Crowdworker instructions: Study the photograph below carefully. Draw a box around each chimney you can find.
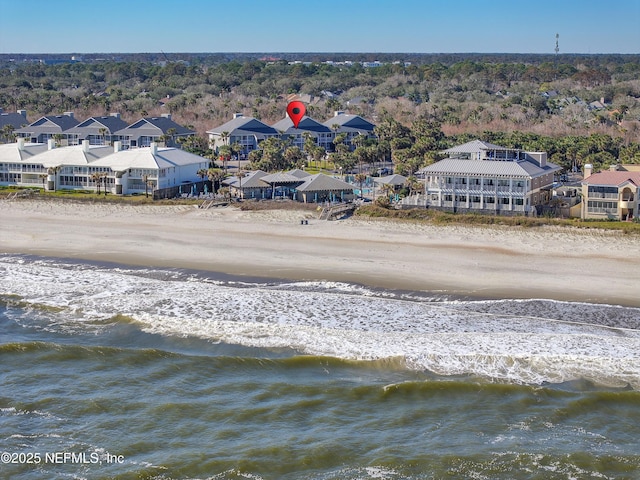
[584,164,593,179]
[113,141,122,152]
[17,137,25,150]
[233,113,243,119]
[151,142,158,155]
[161,113,171,120]
[83,140,90,152]
[48,139,55,150]
[17,109,27,119]
[110,112,120,119]
[609,164,620,171]
[63,111,74,119]
[334,111,345,117]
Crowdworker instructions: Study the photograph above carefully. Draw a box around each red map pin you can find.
[286,101,306,128]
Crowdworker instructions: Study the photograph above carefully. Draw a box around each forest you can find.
[1,53,639,174]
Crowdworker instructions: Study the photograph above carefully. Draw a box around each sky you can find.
[0,0,638,54]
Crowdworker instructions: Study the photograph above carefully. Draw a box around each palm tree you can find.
[236,170,246,199]
[52,133,64,147]
[405,176,422,196]
[98,127,108,145]
[231,141,243,171]
[90,172,102,194]
[218,145,232,172]
[219,130,230,154]
[354,173,367,199]
[207,167,225,193]
[1,124,16,143]
[142,174,151,198]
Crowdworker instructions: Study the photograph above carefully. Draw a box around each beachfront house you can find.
[207,114,279,158]
[114,114,195,149]
[14,112,79,145]
[581,166,640,221]
[418,140,561,215]
[65,113,129,146]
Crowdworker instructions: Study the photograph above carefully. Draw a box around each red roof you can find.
[583,171,640,187]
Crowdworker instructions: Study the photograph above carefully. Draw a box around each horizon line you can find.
[1,51,639,56]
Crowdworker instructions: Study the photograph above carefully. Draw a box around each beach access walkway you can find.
[319,202,357,220]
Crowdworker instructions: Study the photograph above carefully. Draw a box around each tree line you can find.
[1,55,639,174]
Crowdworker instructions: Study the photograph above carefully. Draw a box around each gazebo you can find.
[260,171,309,199]
[294,174,355,203]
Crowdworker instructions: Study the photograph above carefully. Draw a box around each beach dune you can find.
[1,199,639,307]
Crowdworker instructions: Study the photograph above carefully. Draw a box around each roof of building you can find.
[66,115,129,135]
[0,141,48,162]
[442,139,511,155]
[114,116,194,137]
[287,168,311,179]
[34,144,115,168]
[322,113,375,134]
[0,111,28,130]
[15,114,79,134]
[419,157,560,178]
[374,174,408,186]
[271,115,333,134]
[295,173,355,192]
[582,171,640,187]
[224,170,269,189]
[206,115,278,137]
[260,172,304,184]
[89,145,206,171]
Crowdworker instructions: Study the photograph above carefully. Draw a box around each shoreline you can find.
[2,199,640,307]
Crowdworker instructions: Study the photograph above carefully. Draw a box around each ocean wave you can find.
[2,255,639,388]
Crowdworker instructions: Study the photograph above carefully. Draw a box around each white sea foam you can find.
[2,256,640,388]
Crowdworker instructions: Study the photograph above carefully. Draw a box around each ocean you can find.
[1,254,639,480]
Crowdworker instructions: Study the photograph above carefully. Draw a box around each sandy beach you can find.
[1,198,639,307]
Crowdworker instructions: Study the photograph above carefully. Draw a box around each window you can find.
[515,198,524,206]
[587,201,618,214]
[588,186,617,199]
[501,197,510,205]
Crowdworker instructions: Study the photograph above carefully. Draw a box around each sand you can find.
[1,198,639,307]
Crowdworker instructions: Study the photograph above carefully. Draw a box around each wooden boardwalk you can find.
[199,199,229,209]
[318,202,357,220]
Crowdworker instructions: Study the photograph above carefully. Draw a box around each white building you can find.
[0,140,209,197]
[418,140,561,215]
